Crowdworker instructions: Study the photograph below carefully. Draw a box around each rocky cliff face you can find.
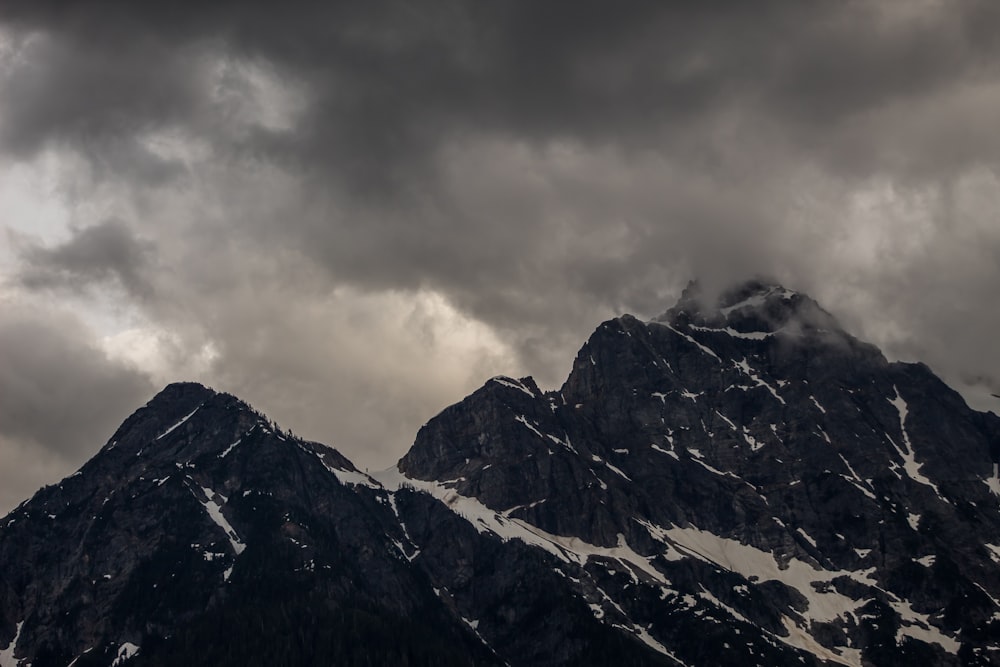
[0,383,495,667]
[399,280,1000,666]
[3,281,1000,666]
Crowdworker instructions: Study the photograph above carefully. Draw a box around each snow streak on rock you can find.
[0,621,22,667]
[888,387,943,497]
[192,485,244,580]
[156,406,201,440]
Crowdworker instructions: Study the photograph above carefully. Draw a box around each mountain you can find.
[3,280,1000,666]
[0,383,496,667]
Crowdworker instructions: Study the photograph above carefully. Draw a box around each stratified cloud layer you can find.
[1,1,999,513]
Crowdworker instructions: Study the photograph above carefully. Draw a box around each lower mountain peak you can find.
[98,382,296,467]
[147,381,217,405]
[1,384,485,667]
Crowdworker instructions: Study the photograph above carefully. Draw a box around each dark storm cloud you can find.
[4,1,997,314]
[4,1,999,184]
[3,0,999,342]
[0,20,208,184]
[0,302,155,457]
[17,219,156,299]
[0,300,157,511]
[2,1,1000,512]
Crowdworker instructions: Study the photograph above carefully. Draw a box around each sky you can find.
[2,1,1000,514]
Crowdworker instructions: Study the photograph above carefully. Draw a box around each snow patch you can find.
[690,324,773,340]
[796,528,818,549]
[375,464,957,664]
[715,410,738,432]
[781,617,859,667]
[632,625,688,665]
[385,493,420,561]
[0,621,22,667]
[836,453,876,501]
[604,461,632,481]
[192,485,245,580]
[651,443,679,460]
[888,387,943,498]
[733,358,785,404]
[544,431,578,454]
[67,647,95,667]
[218,438,241,458]
[640,521,894,666]
[889,600,960,653]
[654,524,877,623]
[654,323,720,360]
[376,468,670,586]
[985,463,1000,496]
[515,415,548,444]
[306,446,381,489]
[112,642,140,665]
[489,376,535,398]
[699,586,751,625]
[156,406,200,440]
[742,427,764,451]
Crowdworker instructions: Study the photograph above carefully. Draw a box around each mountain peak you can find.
[655,278,841,337]
[148,381,217,404]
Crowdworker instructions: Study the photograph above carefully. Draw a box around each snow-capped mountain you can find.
[3,280,1000,666]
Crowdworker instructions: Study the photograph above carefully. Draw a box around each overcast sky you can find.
[2,1,1000,513]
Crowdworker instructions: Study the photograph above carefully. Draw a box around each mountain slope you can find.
[3,280,1000,666]
[0,383,496,667]
[399,280,1000,665]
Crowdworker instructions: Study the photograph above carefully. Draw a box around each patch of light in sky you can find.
[839,180,937,268]
[325,286,513,373]
[0,156,73,266]
[0,27,73,237]
[138,129,212,167]
[100,326,219,381]
[948,167,1000,237]
[210,57,307,132]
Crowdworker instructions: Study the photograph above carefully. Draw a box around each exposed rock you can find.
[4,281,1000,666]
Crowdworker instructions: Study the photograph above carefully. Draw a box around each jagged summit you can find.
[655,278,842,337]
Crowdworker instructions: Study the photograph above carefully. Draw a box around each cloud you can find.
[1,1,999,511]
[2,2,996,183]
[204,287,518,470]
[0,297,156,510]
[16,219,156,299]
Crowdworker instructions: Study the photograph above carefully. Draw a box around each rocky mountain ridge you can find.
[3,280,1000,666]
